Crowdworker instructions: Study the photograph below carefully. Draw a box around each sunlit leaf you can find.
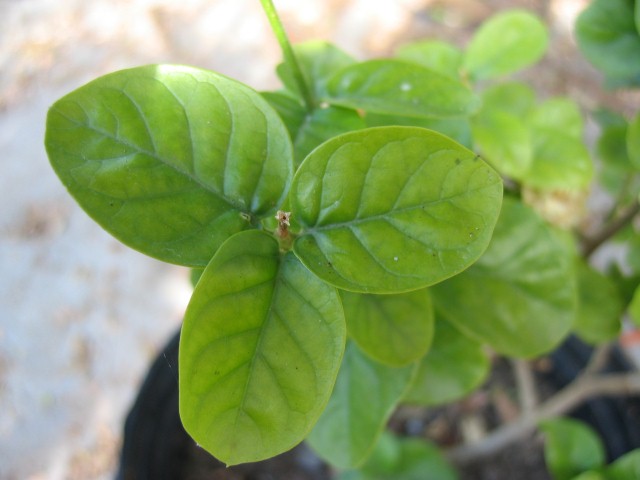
[307,342,416,468]
[45,65,293,266]
[528,98,584,140]
[480,82,536,117]
[395,40,463,79]
[291,126,503,293]
[365,112,472,147]
[342,288,434,366]
[403,317,489,406]
[324,60,480,118]
[432,198,577,358]
[179,230,345,465]
[540,418,606,480]
[462,10,548,80]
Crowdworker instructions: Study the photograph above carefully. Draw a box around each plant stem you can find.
[582,199,640,258]
[446,372,640,464]
[512,359,538,415]
[259,0,315,111]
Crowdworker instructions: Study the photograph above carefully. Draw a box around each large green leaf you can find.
[45,65,293,266]
[179,230,345,465]
[432,198,577,358]
[574,261,623,344]
[576,0,640,86]
[324,60,480,118]
[337,432,458,480]
[462,10,548,81]
[403,317,489,406]
[290,126,503,293]
[540,418,606,480]
[307,342,416,468]
[395,40,463,79]
[365,112,472,147]
[341,288,434,367]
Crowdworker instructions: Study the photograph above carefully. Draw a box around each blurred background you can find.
[1,0,638,478]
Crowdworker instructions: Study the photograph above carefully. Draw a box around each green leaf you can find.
[607,449,640,480]
[528,98,584,140]
[179,230,345,465]
[291,126,504,293]
[574,261,623,344]
[261,90,307,138]
[403,316,489,406]
[365,112,472,147]
[596,121,634,194]
[45,65,293,266]
[480,82,536,117]
[576,0,640,86]
[337,432,458,480]
[395,40,463,79]
[462,10,548,81]
[628,113,640,169]
[630,285,640,327]
[432,198,577,358]
[324,59,480,118]
[342,288,434,367]
[277,40,356,99]
[307,342,416,469]
[637,0,640,35]
[540,418,606,480]
[569,471,607,480]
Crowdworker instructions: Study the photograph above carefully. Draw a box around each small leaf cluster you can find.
[43,3,640,478]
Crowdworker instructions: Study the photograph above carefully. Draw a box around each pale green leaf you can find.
[574,261,623,344]
[607,449,640,480]
[291,126,503,293]
[432,198,577,358]
[307,342,416,468]
[45,65,293,266]
[528,98,584,140]
[342,288,434,367]
[540,418,606,480]
[570,472,606,480]
[462,10,548,81]
[395,40,463,79]
[480,82,536,117]
[630,285,640,327]
[403,317,489,406]
[576,0,640,87]
[324,59,480,118]
[365,112,472,147]
[628,113,640,169]
[179,230,345,465]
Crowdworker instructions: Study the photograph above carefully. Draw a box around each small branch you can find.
[447,372,640,465]
[259,0,315,111]
[583,343,613,376]
[512,359,538,415]
[582,199,640,258]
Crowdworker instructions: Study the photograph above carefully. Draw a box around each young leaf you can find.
[395,40,463,79]
[462,10,548,81]
[179,230,345,465]
[324,60,480,118]
[290,126,504,294]
[574,261,623,344]
[341,288,434,367]
[45,65,293,266]
[432,198,577,358]
[337,432,459,480]
[540,418,606,480]
[606,449,640,480]
[307,342,416,469]
[403,317,489,406]
[576,0,640,86]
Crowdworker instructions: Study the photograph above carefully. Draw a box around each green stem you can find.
[260,0,315,111]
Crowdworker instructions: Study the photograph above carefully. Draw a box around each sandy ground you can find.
[1,0,638,479]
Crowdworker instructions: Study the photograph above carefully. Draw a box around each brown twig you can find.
[447,372,640,464]
[582,200,640,258]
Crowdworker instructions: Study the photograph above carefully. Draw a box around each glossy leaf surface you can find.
[462,10,548,80]
[432,198,576,358]
[46,65,293,266]
[403,317,489,406]
[307,342,416,468]
[541,418,605,480]
[574,261,623,344]
[324,60,480,118]
[341,288,434,366]
[291,127,503,293]
[179,230,345,465]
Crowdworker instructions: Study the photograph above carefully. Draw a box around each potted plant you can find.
[44,0,640,478]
